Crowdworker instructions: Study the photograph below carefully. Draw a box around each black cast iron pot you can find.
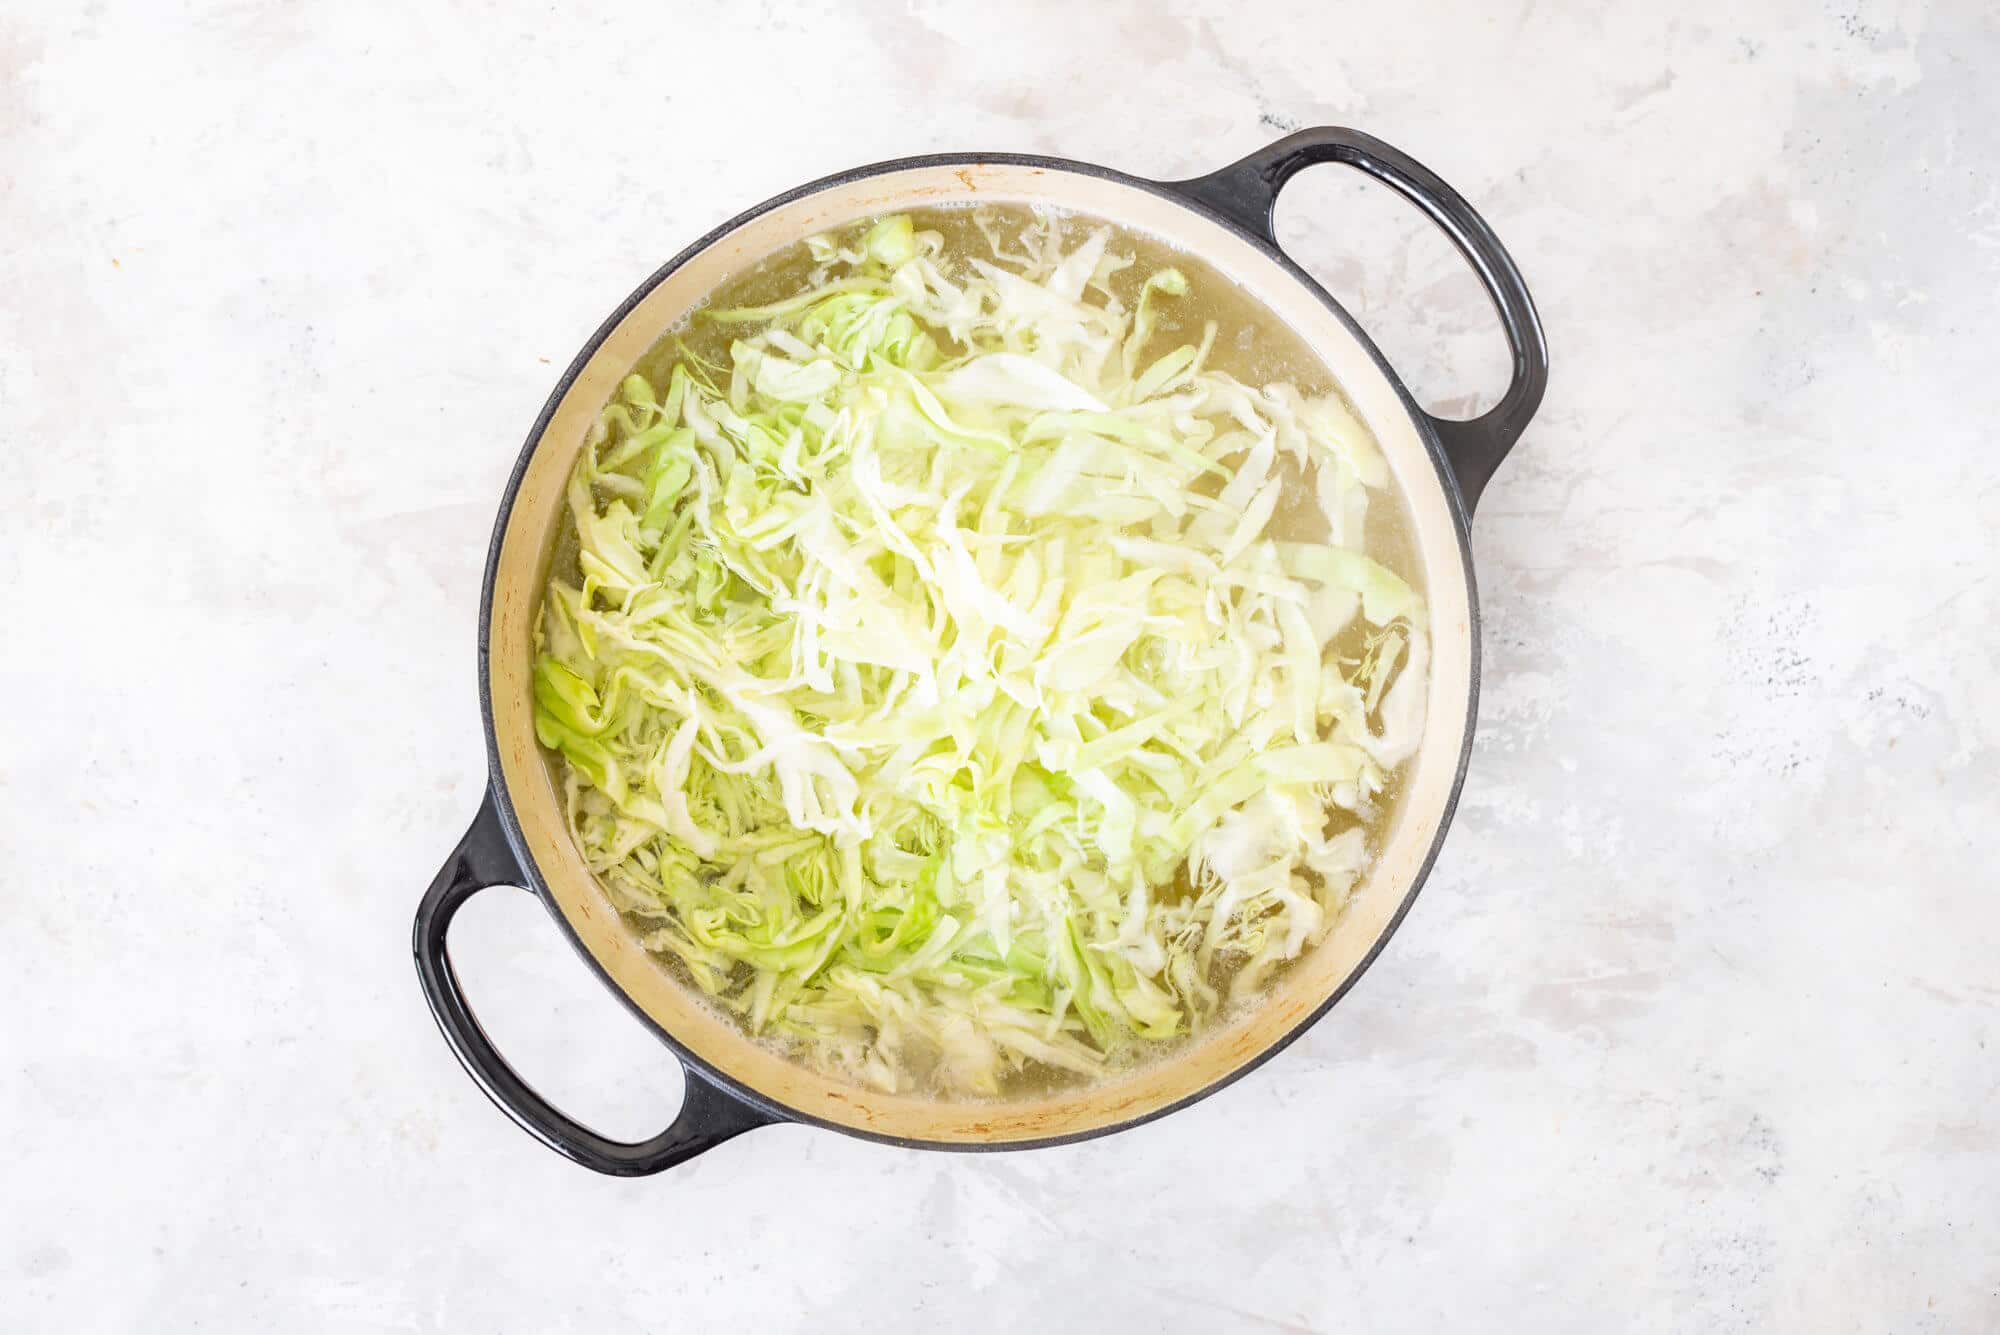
[415,127,1548,1175]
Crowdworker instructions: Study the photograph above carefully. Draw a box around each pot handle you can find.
[1166,127,1549,514]
[413,789,776,1176]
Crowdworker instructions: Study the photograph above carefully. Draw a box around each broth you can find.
[538,205,1426,1098]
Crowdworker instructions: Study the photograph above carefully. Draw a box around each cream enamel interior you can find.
[486,163,1475,1143]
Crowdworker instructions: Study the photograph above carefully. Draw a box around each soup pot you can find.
[414,127,1548,1175]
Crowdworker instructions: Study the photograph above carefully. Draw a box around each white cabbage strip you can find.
[534,212,1427,1095]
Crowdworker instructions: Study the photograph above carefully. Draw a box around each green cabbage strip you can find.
[535,211,1428,1096]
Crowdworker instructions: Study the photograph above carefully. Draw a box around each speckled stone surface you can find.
[5,1,1996,1329]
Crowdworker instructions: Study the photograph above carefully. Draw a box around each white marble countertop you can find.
[6,1,1996,1329]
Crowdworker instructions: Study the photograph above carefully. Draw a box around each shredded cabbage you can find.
[534,210,1428,1095]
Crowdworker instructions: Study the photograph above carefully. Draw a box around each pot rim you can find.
[474,147,1483,1152]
